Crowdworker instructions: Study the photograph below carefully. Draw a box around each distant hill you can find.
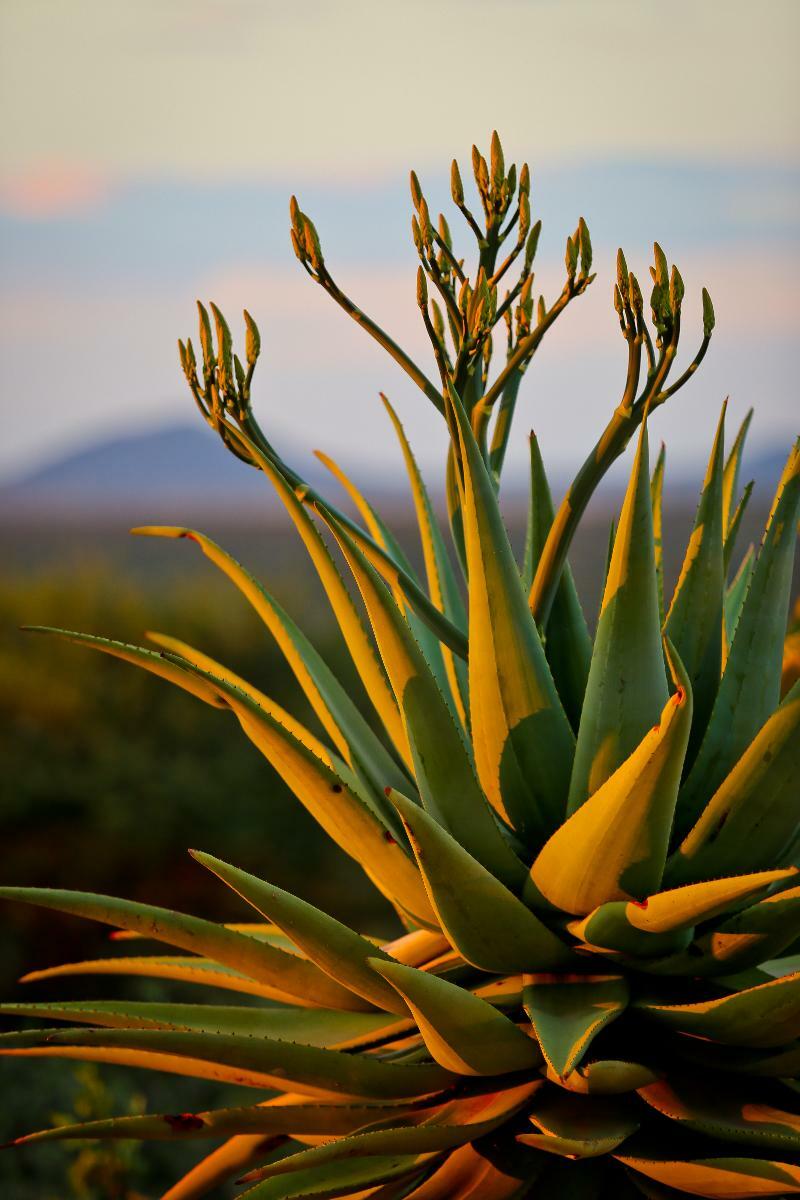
[1,421,792,521]
[1,423,376,518]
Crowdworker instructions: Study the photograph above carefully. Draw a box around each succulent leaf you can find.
[568,414,668,813]
[524,431,592,729]
[529,642,692,914]
[664,402,726,747]
[370,959,541,1076]
[317,507,527,890]
[447,383,575,847]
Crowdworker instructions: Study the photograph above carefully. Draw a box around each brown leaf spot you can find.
[164,1113,205,1131]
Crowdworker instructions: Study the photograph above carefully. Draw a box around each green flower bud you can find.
[451,159,464,206]
[490,130,505,188]
[243,310,261,367]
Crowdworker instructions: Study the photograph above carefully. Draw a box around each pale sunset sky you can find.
[0,0,798,487]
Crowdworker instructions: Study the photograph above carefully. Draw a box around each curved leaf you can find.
[677,440,800,834]
[668,680,800,883]
[0,886,362,1010]
[529,642,692,913]
[568,414,668,812]
[638,1077,800,1151]
[637,971,800,1047]
[0,999,407,1049]
[190,851,408,1015]
[381,393,469,731]
[0,1026,456,1099]
[618,1155,800,1198]
[369,958,541,1076]
[522,974,629,1078]
[522,430,592,731]
[316,507,526,889]
[663,401,725,748]
[131,526,410,798]
[518,1092,638,1158]
[448,384,575,846]
[389,789,575,973]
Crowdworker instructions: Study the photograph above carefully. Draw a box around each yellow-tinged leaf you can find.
[131,527,410,798]
[205,433,411,769]
[316,510,526,890]
[145,630,335,767]
[669,680,800,883]
[624,868,796,934]
[528,641,692,914]
[381,393,469,730]
[568,413,668,812]
[617,1155,800,1198]
[637,971,800,1047]
[369,958,541,1076]
[522,973,629,1077]
[448,383,575,846]
[390,789,575,973]
[190,851,409,1015]
[518,1091,639,1158]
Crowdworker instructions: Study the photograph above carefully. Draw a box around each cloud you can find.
[0,164,112,220]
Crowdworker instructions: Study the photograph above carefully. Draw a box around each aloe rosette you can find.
[3,135,800,1199]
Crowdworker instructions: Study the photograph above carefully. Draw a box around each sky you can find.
[1,0,798,491]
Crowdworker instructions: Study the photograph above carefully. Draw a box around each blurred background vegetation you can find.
[0,492,795,1196]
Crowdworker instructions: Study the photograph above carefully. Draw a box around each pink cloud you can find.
[0,163,111,219]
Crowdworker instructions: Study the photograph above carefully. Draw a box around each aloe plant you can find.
[3,134,800,1200]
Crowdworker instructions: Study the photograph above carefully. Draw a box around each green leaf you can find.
[16,956,309,1001]
[723,406,754,536]
[528,641,692,914]
[637,1077,800,1151]
[382,393,469,732]
[0,887,363,1010]
[522,974,628,1078]
[723,545,754,665]
[546,1059,658,1096]
[650,441,666,626]
[9,1097,423,1147]
[677,440,800,833]
[567,904,693,959]
[682,884,800,976]
[0,1000,406,1048]
[369,959,541,1076]
[568,413,668,813]
[315,506,526,890]
[196,440,412,768]
[618,1155,800,1198]
[524,431,592,730]
[663,401,726,748]
[636,970,800,1047]
[518,1092,639,1158]
[130,526,410,800]
[668,680,800,882]
[22,631,433,927]
[446,383,575,847]
[240,1082,539,1187]
[312,448,469,667]
[616,867,794,935]
[144,631,337,769]
[239,1154,435,1200]
[0,1026,456,1099]
[190,851,408,1015]
[389,789,576,973]
[724,481,754,577]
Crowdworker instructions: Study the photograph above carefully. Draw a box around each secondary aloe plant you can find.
[3,134,800,1200]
